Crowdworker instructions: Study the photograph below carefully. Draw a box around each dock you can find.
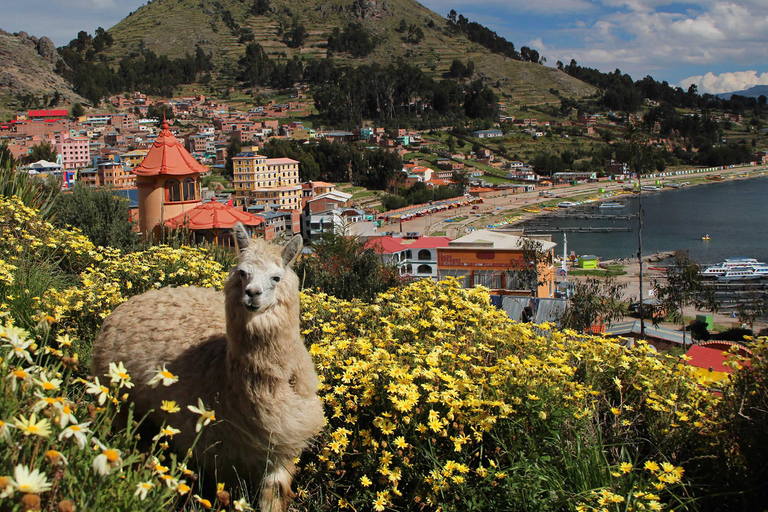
[523,226,633,234]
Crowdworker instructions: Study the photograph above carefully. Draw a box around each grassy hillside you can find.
[105,0,594,105]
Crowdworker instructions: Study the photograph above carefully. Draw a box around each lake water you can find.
[528,176,768,265]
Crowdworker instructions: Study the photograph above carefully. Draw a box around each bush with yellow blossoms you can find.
[295,280,727,511]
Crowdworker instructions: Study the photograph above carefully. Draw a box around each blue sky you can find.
[1,0,766,94]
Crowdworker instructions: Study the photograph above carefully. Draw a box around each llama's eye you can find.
[239,269,247,279]
[272,276,281,283]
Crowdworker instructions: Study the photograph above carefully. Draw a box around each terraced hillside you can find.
[105,0,594,105]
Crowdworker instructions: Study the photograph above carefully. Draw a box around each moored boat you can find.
[599,202,625,209]
[558,201,577,208]
[702,258,768,280]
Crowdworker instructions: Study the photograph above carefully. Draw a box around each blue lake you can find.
[529,176,768,265]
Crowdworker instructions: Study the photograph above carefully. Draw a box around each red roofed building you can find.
[134,120,208,237]
[164,200,272,246]
[367,235,453,280]
[28,109,68,119]
[687,341,753,387]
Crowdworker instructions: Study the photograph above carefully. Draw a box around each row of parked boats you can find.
[701,258,768,281]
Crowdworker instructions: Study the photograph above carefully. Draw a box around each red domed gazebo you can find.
[164,200,269,247]
[134,120,208,238]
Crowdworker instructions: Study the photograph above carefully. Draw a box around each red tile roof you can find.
[367,236,453,254]
[164,201,265,230]
[686,344,751,375]
[28,109,68,118]
[133,121,208,177]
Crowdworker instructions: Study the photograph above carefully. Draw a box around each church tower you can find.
[133,120,207,238]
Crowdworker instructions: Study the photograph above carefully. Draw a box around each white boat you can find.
[599,202,625,209]
[719,268,767,281]
[641,185,660,191]
[558,201,577,208]
[703,258,768,280]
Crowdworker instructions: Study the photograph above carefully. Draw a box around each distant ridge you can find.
[716,84,768,100]
[103,0,595,105]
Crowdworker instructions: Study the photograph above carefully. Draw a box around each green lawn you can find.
[569,264,627,277]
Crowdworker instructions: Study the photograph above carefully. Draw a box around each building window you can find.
[475,270,503,289]
[182,178,196,201]
[165,179,181,203]
[418,249,431,261]
[417,264,432,274]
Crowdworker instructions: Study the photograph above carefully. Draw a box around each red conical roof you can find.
[133,121,208,176]
[164,201,265,230]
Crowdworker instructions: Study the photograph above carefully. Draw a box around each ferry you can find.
[599,202,625,209]
[701,258,768,280]
[558,201,578,208]
[719,266,768,281]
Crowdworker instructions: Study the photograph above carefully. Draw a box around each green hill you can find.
[105,0,594,105]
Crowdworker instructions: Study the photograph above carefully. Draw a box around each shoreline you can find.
[396,164,768,239]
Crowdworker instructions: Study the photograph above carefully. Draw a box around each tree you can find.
[296,231,404,301]
[26,141,58,163]
[53,183,139,251]
[224,137,242,181]
[283,20,307,48]
[736,292,767,332]
[446,135,457,152]
[147,103,174,121]
[653,250,713,349]
[251,0,270,15]
[504,238,554,297]
[559,278,627,333]
[70,102,85,118]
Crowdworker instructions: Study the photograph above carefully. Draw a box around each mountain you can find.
[104,0,594,105]
[716,84,768,100]
[0,29,85,118]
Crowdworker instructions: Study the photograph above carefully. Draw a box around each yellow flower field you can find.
[0,195,764,511]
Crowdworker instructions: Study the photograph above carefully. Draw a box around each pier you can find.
[523,226,633,234]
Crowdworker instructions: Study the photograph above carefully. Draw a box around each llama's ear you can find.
[282,234,303,268]
[233,222,251,253]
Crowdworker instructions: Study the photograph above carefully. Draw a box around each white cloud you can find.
[549,1,768,79]
[528,38,547,51]
[678,71,768,94]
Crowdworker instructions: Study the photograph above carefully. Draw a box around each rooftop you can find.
[133,121,208,177]
[164,200,264,230]
[448,230,557,252]
[368,236,454,254]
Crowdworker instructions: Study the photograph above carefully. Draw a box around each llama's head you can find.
[228,223,302,315]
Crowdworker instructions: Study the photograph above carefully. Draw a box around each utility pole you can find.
[637,172,645,338]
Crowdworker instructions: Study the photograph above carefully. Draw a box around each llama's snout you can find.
[243,283,276,311]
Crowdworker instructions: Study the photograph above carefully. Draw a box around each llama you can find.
[91,223,325,511]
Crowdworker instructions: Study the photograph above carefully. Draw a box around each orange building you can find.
[133,120,207,237]
[436,230,556,298]
[98,162,136,189]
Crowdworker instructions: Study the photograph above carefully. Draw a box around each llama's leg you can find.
[258,459,296,512]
